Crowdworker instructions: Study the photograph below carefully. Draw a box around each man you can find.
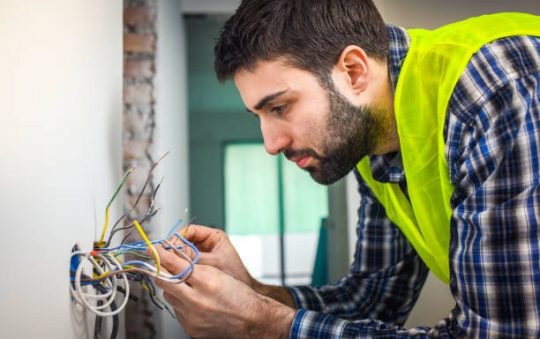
[155,0,540,337]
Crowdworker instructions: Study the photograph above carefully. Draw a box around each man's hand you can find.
[154,245,296,338]
[176,225,255,287]
[174,224,297,308]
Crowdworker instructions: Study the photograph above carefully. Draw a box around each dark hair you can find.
[214,0,389,83]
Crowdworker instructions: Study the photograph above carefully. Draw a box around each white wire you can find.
[105,254,130,316]
[74,253,117,309]
[75,254,128,317]
[71,252,130,317]
[74,254,115,315]
[70,240,193,317]
[86,254,118,310]
[82,255,117,304]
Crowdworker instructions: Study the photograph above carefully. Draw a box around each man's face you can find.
[234,60,386,185]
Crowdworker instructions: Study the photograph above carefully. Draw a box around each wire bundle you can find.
[69,155,197,338]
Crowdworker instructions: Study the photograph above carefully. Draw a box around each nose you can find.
[260,117,291,155]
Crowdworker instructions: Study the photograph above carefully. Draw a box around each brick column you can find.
[123,0,160,338]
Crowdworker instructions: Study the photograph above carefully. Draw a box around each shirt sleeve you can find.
[443,76,540,337]
[288,40,540,338]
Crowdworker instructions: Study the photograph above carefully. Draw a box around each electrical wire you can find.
[133,220,161,275]
[70,229,198,315]
[104,153,168,247]
[97,167,134,246]
[70,152,197,335]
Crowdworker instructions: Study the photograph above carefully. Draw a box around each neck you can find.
[371,61,399,155]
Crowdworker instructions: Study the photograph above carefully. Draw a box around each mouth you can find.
[291,156,311,169]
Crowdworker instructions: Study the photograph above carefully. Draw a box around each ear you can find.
[335,45,369,93]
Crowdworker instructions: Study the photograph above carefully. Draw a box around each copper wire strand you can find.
[105,152,168,246]
[105,177,162,247]
[116,207,161,246]
[106,178,163,247]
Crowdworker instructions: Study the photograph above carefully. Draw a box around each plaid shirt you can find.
[288,24,540,338]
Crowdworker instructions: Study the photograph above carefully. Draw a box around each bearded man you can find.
[155,1,540,337]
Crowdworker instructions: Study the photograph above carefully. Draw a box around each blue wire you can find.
[166,218,184,240]
[97,234,199,282]
[73,221,200,283]
[166,232,200,279]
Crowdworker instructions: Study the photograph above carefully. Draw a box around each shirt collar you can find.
[367,25,410,184]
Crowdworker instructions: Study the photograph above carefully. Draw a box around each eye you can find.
[269,104,287,115]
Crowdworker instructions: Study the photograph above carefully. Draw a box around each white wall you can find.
[0,1,122,338]
[347,0,540,328]
[155,0,190,338]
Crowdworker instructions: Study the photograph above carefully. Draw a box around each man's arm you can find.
[251,171,430,322]
[175,172,430,336]
[251,280,296,308]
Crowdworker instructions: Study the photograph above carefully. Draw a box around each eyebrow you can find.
[246,89,288,113]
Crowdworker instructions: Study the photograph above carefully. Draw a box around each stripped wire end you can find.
[93,241,107,249]
[181,224,191,237]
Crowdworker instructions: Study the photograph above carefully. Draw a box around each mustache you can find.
[283,148,321,161]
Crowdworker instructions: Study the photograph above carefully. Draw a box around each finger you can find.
[196,252,223,268]
[167,224,205,242]
[161,238,198,262]
[176,225,224,251]
[155,269,193,295]
[155,245,195,278]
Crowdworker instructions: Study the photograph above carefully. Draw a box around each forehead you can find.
[233,60,321,108]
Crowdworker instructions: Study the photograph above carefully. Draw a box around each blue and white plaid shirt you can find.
[288,24,540,338]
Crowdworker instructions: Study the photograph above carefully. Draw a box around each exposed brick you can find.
[125,164,155,195]
[124,83,153,105]
[124,6,155,27]
[123,139,150,161]
[123,109,146,134]
[126,192,153,219]
[123,0,160,334]
[124,34,155,53]
[134,103,152,116]
[124,60,154,79]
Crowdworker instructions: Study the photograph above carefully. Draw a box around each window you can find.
[224,143,328,285]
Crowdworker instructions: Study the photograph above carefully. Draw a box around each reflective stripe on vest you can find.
[357,13,540,283]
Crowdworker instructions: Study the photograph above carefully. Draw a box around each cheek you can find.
[290,121,325,156]
[290,97,331,147]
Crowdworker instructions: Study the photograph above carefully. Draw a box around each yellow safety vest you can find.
[357,13,540,283]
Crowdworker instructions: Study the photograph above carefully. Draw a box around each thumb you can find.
[153,245,194,278]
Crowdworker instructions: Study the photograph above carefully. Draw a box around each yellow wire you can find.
[94,269,110,280]
[98,167,134,244]
[93,265,136,281]
[97,208,110,245]
[133,220,161,275]
[141,281,151,294]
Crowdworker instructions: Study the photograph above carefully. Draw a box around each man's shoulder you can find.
[449,35,540,124]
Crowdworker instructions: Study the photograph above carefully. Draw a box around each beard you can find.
[284,79,386,185]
